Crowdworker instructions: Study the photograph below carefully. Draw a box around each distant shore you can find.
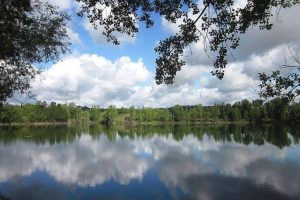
[0,122,69,126]
[0,120,250,126]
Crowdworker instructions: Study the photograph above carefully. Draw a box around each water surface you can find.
[0,125,299,200]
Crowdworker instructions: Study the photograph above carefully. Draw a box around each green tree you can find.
[0,104,22,123]
[265,98,289,122]
[102,105,118,126]
[129,106,137,121]
[171,105,189,122]
[158,109,172,122]
[0,0,70,102]
[288,103,300,126]
[90,106,103,122]
[211,105,220,121]
[240,100,252,120]
[191,104,204,122]
[259,52,300,101]
[228,107,241,122]
[259,69,300,102]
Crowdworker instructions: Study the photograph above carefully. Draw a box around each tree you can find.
[77,0,299,85]
[0,0,70,103]
[265,97,289,122]
[171,105,189,121]
[102,105,117,125]
[90,106,103,122]
[287,103,300,125]
[191,104,204,121]
[259,53,300,101]
[228,107,241,121]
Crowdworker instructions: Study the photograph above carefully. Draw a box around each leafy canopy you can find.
[0,0,70,102]
[77,0,299,85]
[259,54,300,102]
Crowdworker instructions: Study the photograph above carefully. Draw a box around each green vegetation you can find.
[0,98,299,126]
[0,0,70,102]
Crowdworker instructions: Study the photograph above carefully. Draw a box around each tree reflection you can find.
[0,124,299,148]
[0,125,299,199]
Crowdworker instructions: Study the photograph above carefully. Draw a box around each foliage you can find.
[259,69,300,101]
[0,0,70,102]
[76,0,299,84]
[102,105,117,125]
[0,98,299,126]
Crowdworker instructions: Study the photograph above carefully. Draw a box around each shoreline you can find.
[0,120,251,126]
[0,122,69,126]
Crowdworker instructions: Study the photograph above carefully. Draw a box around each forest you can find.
[0,98,299,126]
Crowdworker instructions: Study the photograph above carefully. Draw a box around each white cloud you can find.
[236,5,300,61]
[30,54,150,107]
[12,42,297,107]
[66,27,82,45]
[242,44,300,78]
[8,53,228,107]
[203,63,255,93]
[161,17,181,33]
[42,0,72,10]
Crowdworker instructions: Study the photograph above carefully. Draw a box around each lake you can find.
[0,125,299,200]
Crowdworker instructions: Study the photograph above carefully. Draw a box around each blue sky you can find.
[13,0,300,107]
[69,7,168,71]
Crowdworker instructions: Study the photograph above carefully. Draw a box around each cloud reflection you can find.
[0,135,149,186]
[0,133,299,199]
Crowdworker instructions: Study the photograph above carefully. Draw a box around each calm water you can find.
[0,125,299,200]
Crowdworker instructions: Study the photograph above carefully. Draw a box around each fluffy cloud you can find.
[235,5,300,61]
[13,54,252,107]
[14,46,296,107]
[31,54,150,107]
[13,53,225,107]
[129,83,222,107]
[203,63,254,93]
[242,44,300,78]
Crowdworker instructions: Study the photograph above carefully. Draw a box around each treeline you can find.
[0,98,299,125]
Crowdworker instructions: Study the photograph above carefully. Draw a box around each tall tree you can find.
[0,0,70,103]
